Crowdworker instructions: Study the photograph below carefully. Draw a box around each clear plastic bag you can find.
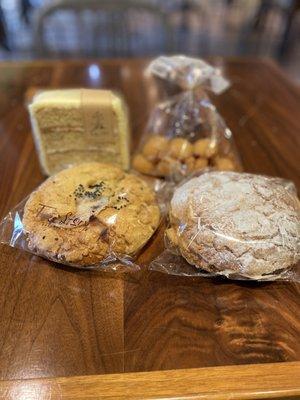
[146,55,230,95]
[150,171,300,281]
[0,162,162,271]
[132,55,241,182]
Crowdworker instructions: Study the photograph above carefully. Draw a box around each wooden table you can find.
[0,58,299,399]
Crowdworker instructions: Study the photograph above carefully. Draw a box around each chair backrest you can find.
[34,0,174,57]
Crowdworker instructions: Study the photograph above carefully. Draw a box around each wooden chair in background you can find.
[33,0,175,58]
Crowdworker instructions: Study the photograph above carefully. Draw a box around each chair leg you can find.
[0,5,10,51]
[20,0,33,24]
[179,0,192,30]
[252,0,273,30]
[278,0,299,59]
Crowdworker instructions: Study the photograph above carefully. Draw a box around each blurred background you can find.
[0,0,299,81]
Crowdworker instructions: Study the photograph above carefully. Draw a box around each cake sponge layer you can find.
[29,89,130,175]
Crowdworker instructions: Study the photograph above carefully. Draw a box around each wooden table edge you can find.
[0,361,299,399]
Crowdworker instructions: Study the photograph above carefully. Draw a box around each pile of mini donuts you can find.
[132,135,236,177]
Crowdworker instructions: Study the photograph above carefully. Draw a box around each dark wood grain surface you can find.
[0,58,299,381]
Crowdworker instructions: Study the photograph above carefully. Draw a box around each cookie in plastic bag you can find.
[0,162,161,270]
[151,171,300,281]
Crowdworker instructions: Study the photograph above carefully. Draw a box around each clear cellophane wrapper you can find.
[132,55,241,183]
[146,55,230,95]
[0,171,164,272]
[150,172,300,281]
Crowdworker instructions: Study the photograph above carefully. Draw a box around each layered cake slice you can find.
[29,89,130,175]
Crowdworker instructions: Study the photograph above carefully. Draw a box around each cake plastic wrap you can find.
[132,55,241,182]
[150,171,300,281]
[0,163,162,271]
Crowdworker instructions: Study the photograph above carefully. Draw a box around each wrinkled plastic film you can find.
[146,55,230,94]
